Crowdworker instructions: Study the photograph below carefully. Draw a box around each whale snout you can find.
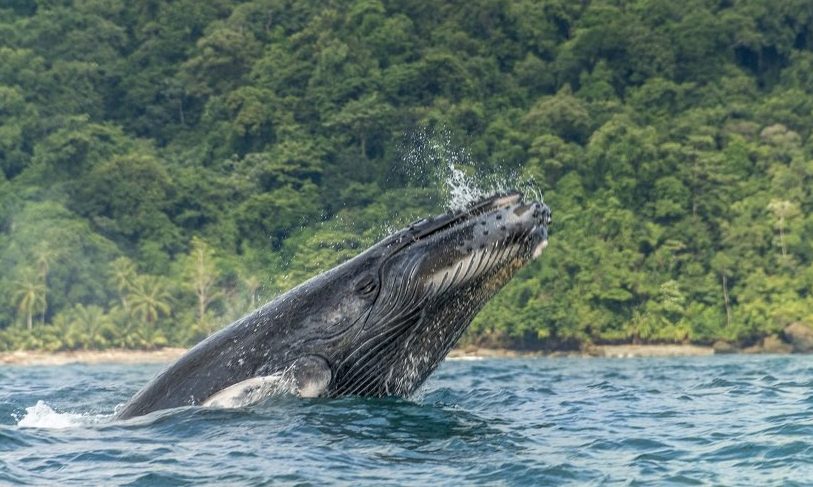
[454,196,550,258]
[514,201,551,226]
[511,201,550,234]
[533,202,552,226]
[511,201,550,259]
[533,202,551,236]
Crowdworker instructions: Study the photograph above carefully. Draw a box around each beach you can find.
[0,344,724,366]
[0,348,188,366]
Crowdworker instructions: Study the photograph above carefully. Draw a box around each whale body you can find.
[117,192,551,419]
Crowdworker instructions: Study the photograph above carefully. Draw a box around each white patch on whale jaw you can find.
[202,359,332,409]
[532,239,548,259]
[202,373,295,409]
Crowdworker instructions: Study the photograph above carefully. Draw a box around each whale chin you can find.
[532,239,548,259]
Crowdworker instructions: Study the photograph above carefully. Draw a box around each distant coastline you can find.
[0,348,188,366]
[3,342,809,366]
[449,344,716,359]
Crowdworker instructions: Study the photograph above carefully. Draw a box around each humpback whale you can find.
[117,192,551,419]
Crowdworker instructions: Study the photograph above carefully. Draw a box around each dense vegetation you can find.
[2,0,813,352]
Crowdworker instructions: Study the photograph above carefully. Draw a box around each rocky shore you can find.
[708,322,813,355]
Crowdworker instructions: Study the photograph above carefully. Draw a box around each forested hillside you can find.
[2,0,813,351]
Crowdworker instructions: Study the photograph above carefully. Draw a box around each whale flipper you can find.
[202,355,331,408]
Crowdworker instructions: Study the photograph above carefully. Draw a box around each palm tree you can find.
[186,237,222,325]
[129,275,173,325]
[33,245,59,324]
[109,257,137,309]
[13,276,46,331]
[136,322,168,350]
[70,304,112,350]
[108,304,139,349]
[51,313,76,350]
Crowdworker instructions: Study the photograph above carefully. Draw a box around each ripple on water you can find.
[3,356,813,484]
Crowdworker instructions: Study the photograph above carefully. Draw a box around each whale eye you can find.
[354,275,378,296]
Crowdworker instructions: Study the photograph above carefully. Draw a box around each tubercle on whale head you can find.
[376,191,550,255]
[401,192,550,264]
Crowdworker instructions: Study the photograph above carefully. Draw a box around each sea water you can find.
[2,355,813,485]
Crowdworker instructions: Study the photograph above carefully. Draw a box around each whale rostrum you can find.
[117,192,551,419]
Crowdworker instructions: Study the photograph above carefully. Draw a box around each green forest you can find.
[1,0,813,352]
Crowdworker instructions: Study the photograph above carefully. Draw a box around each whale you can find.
[117,192,551,419]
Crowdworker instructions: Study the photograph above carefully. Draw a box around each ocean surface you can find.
[2,355,813,485]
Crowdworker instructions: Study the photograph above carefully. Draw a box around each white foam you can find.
[446,162,485,210]
[401,128,544,211]
[16,400,84,429]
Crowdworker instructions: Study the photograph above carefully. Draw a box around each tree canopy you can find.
[2,0,813,351]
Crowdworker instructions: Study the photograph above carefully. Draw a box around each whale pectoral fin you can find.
[202,375,290,408]
[201,356,331,409]
[289,355,332,398]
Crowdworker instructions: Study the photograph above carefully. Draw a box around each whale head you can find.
[327,192,551,396]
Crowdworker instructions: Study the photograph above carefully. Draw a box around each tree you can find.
[767,199,800,258]
[4,0,813,352]
[235,183,322,248]
[0,201,118,324]
[181,25,261,97]
[129,275,173,325]
[69,304,112,350]
[523,85,592,144]
[109,257,137,310]
[75,152,176,244]
[0,84,39,179]
[32,244,60,323]
[49,312,77,351]
[13,274,45,331]
[710,252,735,330]
[324,93,394,158]
[184,237,222,328]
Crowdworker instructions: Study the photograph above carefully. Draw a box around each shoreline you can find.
[0,348,188,366]
[0,343,763,366]
[447,344,715,359]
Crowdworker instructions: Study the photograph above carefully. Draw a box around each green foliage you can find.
[3,0,813,352]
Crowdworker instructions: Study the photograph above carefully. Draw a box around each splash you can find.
[445,162,485,210]
[15,400,85,429]
[400,128,543,211]
[445,356,484,361]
